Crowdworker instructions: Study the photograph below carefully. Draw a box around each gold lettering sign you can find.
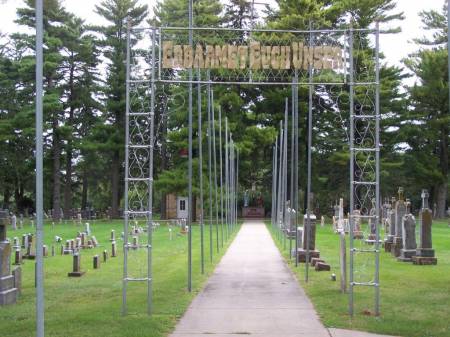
[162,41,345,71]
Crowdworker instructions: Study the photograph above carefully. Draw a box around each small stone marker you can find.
[352,210,364,239]
[111,241,117,257]
[13,249,22,265]
[68,253,85,277]
[413,190,437,265]
[42,245,48,257]
[93,255,100,269]
[320,216,325,227]
[315,262,331,271]
[85,223,91,236]
[103,250,108,262]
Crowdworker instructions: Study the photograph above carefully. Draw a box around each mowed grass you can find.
[1,219,239,337]
[268,220,450,337]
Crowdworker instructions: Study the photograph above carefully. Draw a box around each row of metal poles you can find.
[270,70,313,279]
[188,69,239,291]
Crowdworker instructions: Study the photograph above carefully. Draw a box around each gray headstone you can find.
[402,214,416,250]
[395,188,406,239]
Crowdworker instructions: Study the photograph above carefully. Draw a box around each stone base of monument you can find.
[297,249,320,263]
[416,248,435,257]
[0,275,18,305]
[315,262,331,271]
[310,257,324,267]
[353,231,364,240]
[23,253,35,260]
[391,237,402,257]
[412,256,437,265]
[397,249,416,262]
[384,236,394,252]
[68,271,85,277]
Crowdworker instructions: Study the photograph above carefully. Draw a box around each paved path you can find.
[170,220,397,337]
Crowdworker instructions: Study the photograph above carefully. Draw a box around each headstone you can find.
[367,198,377,242]
[11,214,16,231]
[339,232,346,293]
[103,250,108,262]
[352,209,364,239]
[297,214,320,263]
[0,209,19,305]
[93,255,100,269]
[391,187,406,257]
[85,223,90,236]
[91,236,98,247]
[110,230,115,242]
[132,236,139,249]
[384,197,396,252]
[64,240,71,254]
[13,249,22,265]
[68,253,85,277]
[111,241,117,257]
[24,234,35,260]
[337,198,345,233]
[21,234,26,249]
[398,214,417,262]
[320,216,325,227]
[413,190,437,265]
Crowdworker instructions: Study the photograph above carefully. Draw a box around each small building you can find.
[164,194,201,221]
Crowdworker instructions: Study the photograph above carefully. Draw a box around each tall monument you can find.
[0,209,19,305]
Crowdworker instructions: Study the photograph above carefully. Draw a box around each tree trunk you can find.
[111,150,120,218]
[436,123,449,218]
[3,187,10,210]
[64,61,75,219]
[52,122,62,221]
[63,143,73,218]
[81,169,88,210]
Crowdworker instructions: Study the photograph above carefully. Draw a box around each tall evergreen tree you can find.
[93,0,148,217]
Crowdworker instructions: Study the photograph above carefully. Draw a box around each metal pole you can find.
[348,26,355,316]
[122,21,131,316]
[290,87,294,259]
[236,149,239,226]
[277,123,283,240]
[197,69,204,274]
[273,139,278,228]
[271,144,276,227]
[225,118,229,235]
[35,1,44,336]
[211,90,220,251]
[305,25,313,282]
[374,21,381,316]
[283,99,288,251]
[294,70,299,268]
[219,107,225,239]
[187,0,193,292]
[147,27,156,315]
[207,72,213,263]
[448,0,450,127]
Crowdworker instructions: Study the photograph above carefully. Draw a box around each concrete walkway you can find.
[170,220,397,337]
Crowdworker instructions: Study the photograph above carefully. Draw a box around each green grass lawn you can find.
[1,219,238,337]
[268,220,450,337]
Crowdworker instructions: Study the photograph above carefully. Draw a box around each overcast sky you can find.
[0,0,445,84]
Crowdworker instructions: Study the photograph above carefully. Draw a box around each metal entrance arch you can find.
[123,24,381,317]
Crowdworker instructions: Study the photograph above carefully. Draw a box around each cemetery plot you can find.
[0,220,238,337]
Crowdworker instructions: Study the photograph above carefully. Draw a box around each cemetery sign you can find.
[162,41,344,71]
